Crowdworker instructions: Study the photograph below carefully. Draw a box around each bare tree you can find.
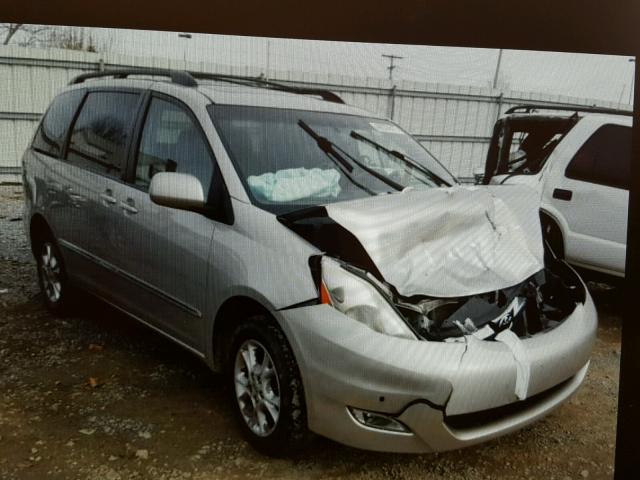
[44,27,98,52]
[1,24,105,52]
[0,23,51,46]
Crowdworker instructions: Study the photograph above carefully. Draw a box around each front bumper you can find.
[276,290,597,453]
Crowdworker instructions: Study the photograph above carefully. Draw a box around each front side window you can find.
[565,124,631,190]
[135,97,214,196]
[66,91,140,177]
[32,89,84,157]
[210,105,456,214]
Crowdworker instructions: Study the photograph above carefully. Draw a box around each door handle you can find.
[100,189,117,206]
[64,186,84,202]
[120,198,138,215]
[552,188,572,201]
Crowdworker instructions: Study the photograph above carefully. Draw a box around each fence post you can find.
[389,84,397,120]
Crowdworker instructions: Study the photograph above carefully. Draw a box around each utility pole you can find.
[266,40,271,80]
[178,33,192,65]
[492,49,503,89]
[382,54,403,81]
[629,58,635,105]
[618,84,627,105]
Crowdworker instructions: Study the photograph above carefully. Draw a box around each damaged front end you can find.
[318,252,586,343]
[394,258,585,342]
[278,185,587,343]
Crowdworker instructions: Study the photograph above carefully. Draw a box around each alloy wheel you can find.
[233,339,281,437]
[40,242,62,303]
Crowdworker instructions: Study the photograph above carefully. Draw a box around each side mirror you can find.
[149,172,205,211]
[473,168,485,185]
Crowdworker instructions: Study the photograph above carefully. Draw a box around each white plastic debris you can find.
[248,167,341,202]
[495,328,531,400]
[325,185,544,298]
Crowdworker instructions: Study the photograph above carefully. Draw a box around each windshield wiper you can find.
[349,130,450,187]
[297,120,376,195]
[298,120,404,192]
[298,120,354,173]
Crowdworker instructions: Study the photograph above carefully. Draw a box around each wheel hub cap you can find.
[234,339,281,437]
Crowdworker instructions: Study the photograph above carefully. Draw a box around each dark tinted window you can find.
[135,97,214,195]
[565,124,631,190]
[66,91,140,177]
[32,89,84,157]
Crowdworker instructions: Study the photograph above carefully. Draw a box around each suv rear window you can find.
[66,91,140,177]
[565,124,631,190]
[32,89,84,158]
[485,116,577,182]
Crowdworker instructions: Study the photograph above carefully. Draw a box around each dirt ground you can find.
[0,185,622,480]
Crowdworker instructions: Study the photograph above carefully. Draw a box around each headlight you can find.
[320,256,416,339]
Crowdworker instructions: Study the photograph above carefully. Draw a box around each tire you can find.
[541,214,564,260]
[35,237,76,316]
[227,317,309,456]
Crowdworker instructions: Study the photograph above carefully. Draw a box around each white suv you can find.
[480,105,631,279]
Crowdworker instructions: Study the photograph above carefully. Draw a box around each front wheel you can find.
[228,318,309,456]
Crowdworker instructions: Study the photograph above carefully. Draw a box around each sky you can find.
[9,24,638,105]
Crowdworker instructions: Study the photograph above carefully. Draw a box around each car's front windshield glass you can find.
[210,105,456,214]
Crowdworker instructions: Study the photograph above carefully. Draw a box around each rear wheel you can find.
[36,239,75,316]
[228,318,309,456]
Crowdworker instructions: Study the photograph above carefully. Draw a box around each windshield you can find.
[210,105,456,214]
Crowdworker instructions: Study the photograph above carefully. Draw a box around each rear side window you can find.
[134,97,214,195]
[565,124,631,190]
[32,89,84,157]
[66,91,140,177]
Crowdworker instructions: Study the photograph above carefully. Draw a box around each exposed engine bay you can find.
[393,258,585,341]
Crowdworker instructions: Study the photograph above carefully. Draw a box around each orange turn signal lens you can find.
[320,282,332,305]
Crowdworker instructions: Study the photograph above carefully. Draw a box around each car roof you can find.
[62,76,382,118]
[197,81,375,116]
[501,110,632,126]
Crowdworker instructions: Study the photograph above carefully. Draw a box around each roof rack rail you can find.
[69,68,198,87]
[68,68,345,104]
[187,72,344,104]
[505,104,633,116]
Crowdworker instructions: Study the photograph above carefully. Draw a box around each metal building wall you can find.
[0,46,630,183]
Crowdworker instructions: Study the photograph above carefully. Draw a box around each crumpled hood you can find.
[324,185,544,298]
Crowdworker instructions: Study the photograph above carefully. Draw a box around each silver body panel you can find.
[277,289,595,452]
[22,76,597,453]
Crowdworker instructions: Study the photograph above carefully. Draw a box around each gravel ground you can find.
[0,185,621,480]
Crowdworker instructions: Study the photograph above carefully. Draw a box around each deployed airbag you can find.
[248,168,341,202]
[325,185,544,298]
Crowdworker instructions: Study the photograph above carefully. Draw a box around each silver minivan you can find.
[22,69,596,455]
